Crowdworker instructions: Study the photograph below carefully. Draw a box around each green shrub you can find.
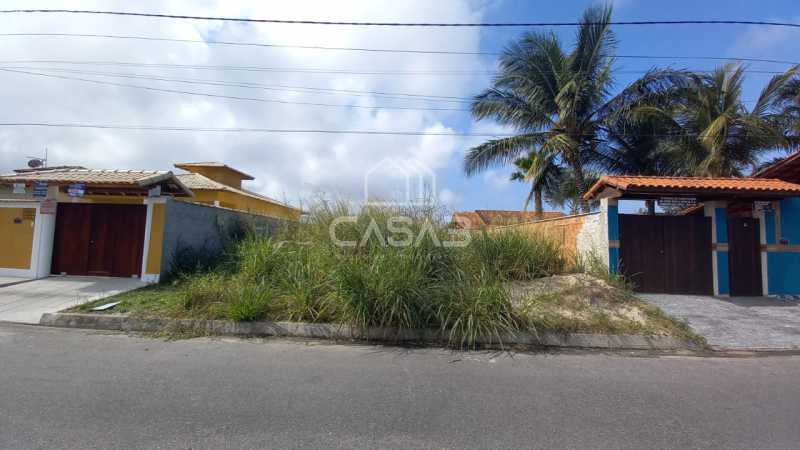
[273,245,339,322]
[179,272,229,315]
[336,249,437,330]
[466,230,565,281]
[436,273,519,349]
[153,200,581,347]
[226,283,273,322]
[236,236,289,283]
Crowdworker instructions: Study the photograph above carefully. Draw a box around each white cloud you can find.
[0,0,489,207]
[482,169,512,190]
[728,16,800,53]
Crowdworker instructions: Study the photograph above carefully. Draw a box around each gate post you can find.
[704,201,729,296]
[600,198,619,273]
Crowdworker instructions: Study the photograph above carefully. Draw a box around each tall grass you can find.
[172,200,568,348]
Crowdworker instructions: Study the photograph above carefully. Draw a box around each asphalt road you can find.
[2,323,799,449]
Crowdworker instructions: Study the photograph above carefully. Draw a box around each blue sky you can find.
[452,0,800,212]
[0,1,797,214]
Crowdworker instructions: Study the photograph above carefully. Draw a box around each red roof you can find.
[755,152,800,182]
[584,175,800,199]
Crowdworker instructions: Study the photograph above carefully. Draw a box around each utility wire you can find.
[0,122,516,136]
[2,65,764,104]
[0,60,793,76]
[0,67,471,111]
[1,9,799,28]
[0,122,786,139]
[2,33,798,66]
[1,65,473,103]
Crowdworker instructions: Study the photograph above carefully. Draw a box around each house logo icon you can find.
[364,157,436,206]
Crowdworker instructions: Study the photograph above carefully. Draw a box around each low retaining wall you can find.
[492,212,606,264]
[39,313,693,350]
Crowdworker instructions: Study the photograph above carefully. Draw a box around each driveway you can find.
[640,294,800,351]
[0,276,145,324]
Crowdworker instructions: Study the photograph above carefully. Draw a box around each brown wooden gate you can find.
[51,204,147,277]
[619,214,713,295]
[727,218,762,296]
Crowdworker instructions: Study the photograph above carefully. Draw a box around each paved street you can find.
[2,324,800,449]
[641,294,800,350]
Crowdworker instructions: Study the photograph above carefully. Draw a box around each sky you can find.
[0,0,798,214]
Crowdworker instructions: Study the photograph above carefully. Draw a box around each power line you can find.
[0,60,793,76]
[3,32,797,66]
[1,9,799,28]
[0,67,472,111]
[0,122,785,139]
[1,65,768,104]
[0,122,516,136]
[0,66,474,103]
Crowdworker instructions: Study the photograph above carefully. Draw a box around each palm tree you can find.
[663,63,800,176]
[464,4,687,212]
[509,150,562,215]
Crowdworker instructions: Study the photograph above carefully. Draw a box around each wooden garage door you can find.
[51,204,147,277]
[619,214,713,295]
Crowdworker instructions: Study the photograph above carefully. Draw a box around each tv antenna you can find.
[26,147,47,168]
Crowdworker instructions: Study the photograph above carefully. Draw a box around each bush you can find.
[336,248,435,330]
[164,201,573,347]
[179,272,229,315]
[436,273,519,349]
[465,230,565,281]
[226,283,273,322]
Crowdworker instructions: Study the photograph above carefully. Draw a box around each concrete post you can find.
[704,201,729,296]
[600,198,619,273]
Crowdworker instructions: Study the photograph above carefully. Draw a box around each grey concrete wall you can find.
[160,199,289,276]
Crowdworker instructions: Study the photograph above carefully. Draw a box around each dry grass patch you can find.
[510,274,702,343]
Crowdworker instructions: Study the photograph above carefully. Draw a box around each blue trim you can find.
[767,252,800,295]
[607,205,619,241]
[779,198,800,244]
[716,251,729,295]
[609,247,619,274]
[715,207,728,243]
[764,210,776,245]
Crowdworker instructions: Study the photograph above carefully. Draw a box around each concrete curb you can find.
[39,313,695,350]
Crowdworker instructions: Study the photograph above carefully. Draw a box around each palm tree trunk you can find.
[534,188,544,219]
[568,154,590,214]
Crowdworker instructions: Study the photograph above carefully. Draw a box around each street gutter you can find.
[40,312,696,351]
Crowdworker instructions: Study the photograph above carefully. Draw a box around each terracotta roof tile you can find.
[755,151,800,182]
[176,173,297,210]
[584,175,800,199]
[0,168,171,185]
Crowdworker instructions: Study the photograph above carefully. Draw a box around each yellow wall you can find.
[184,167,244,189]
[186,190,301,221]
[0,208,35,269]
[145,203,166,275]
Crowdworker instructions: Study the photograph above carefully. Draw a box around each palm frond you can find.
[463,133,547,176]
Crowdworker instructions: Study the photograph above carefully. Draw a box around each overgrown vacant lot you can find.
[71,202,698,347]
